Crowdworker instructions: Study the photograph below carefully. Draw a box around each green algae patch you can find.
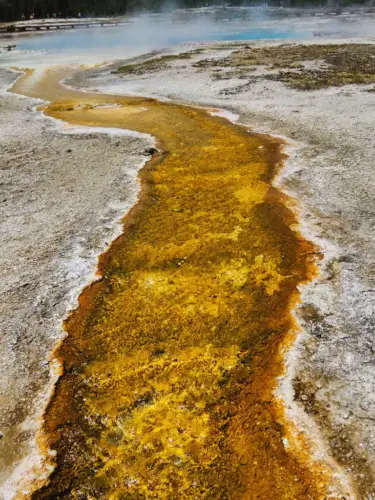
[14,68,325,499]
[195,43,375,90]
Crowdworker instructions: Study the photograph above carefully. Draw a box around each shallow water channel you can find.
[12,66,325,498]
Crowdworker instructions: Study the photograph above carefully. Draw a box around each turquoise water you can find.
[2,8,370,67]
[14,24,301,54]
[0,9,311,66]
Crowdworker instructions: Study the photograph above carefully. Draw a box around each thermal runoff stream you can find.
[13,67,325,499]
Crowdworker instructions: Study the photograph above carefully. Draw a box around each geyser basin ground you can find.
[1,33,375,499]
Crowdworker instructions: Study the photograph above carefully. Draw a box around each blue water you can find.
[0,8,313,67]
[166,27,301,46]
[12,24,301,54]
[9,7,370,67]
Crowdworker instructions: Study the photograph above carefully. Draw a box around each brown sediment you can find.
[13,67,335,499]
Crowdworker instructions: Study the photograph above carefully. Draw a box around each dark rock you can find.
[151,348,165,357]
[143,147,163,156]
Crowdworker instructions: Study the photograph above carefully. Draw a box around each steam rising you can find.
[1,7,375,68]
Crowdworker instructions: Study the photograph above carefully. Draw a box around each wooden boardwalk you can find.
[0,21,128,33]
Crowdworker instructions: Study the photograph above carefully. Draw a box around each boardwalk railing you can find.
[0,21,128,33]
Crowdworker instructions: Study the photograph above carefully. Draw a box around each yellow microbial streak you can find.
[13,68,320,499]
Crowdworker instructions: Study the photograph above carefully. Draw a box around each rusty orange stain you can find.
[12,67,332,499]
